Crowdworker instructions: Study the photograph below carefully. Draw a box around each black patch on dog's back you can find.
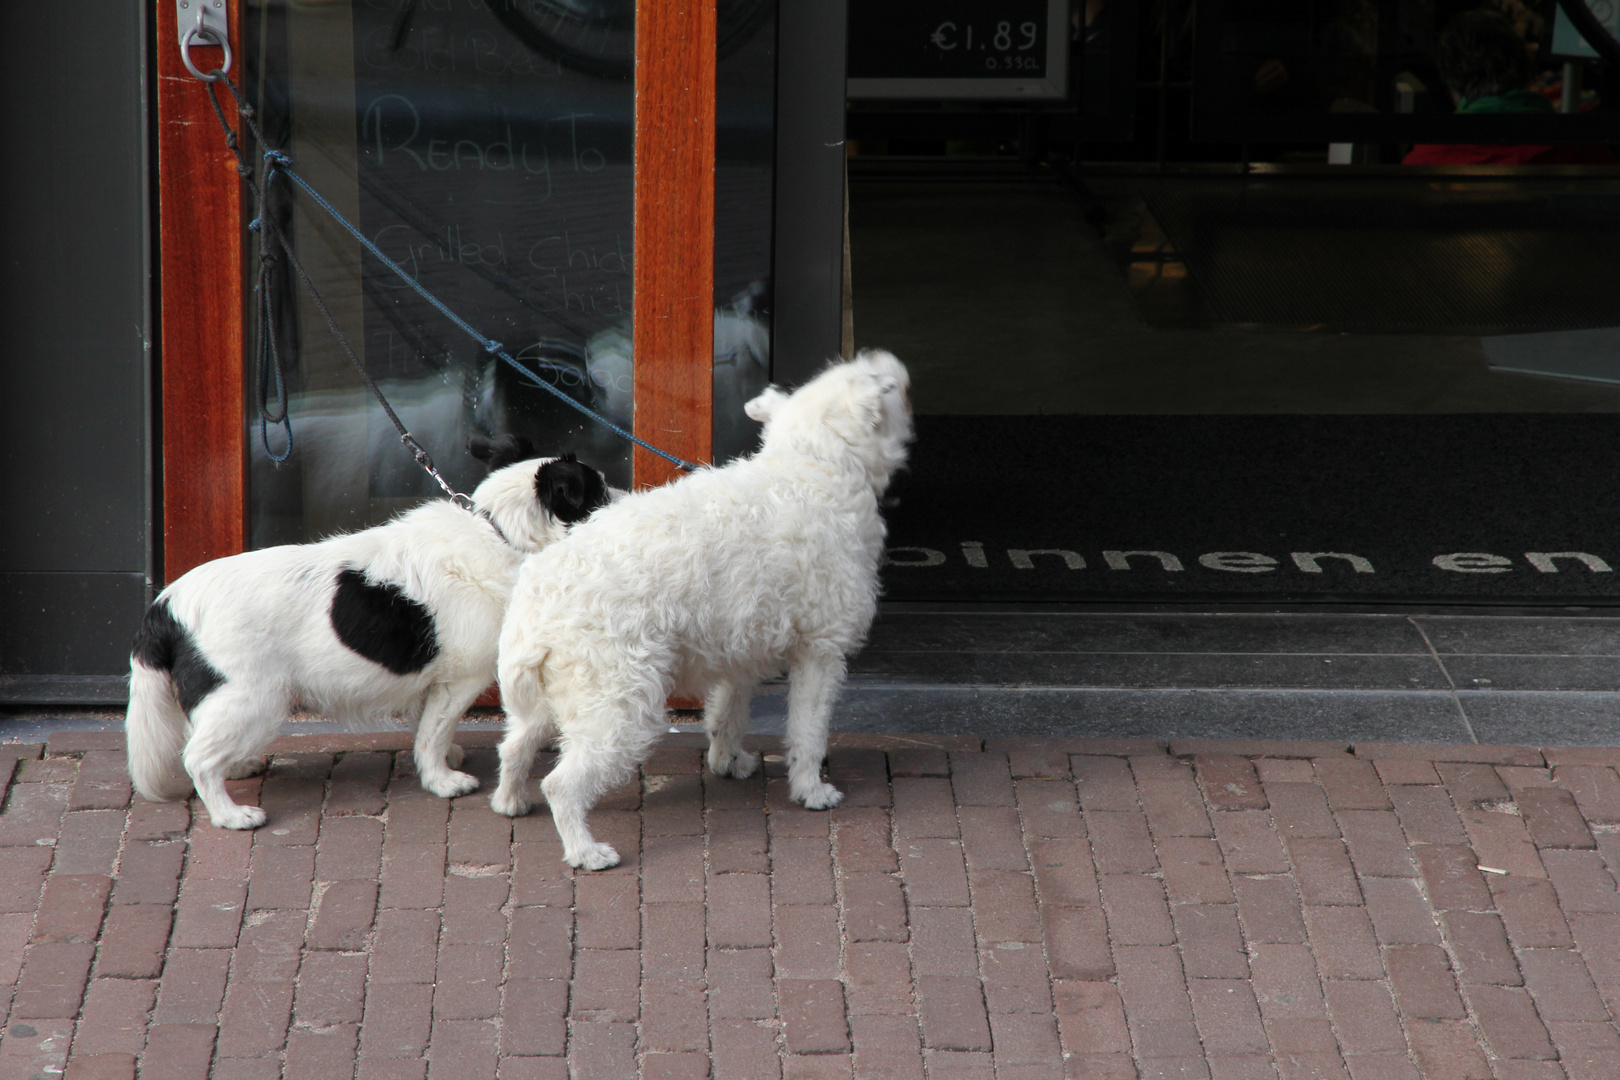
[132,598,225,712]
[329,569,442,675]
[537,453,610,525]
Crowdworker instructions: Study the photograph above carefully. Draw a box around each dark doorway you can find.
[847,0,1620,605]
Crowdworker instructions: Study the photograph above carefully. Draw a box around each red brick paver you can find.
[4,732,1620,1078]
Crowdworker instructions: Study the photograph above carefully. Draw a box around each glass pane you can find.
[848,0,1620,606]
[245,0,635,547]
[713,0,777,462]
[1191,0,1620,146]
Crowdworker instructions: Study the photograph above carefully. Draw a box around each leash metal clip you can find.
[178,0,231,81]
[401,433,477,513]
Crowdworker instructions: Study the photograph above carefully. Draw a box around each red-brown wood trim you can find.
[157,0,246,583]
[633,0,717,490]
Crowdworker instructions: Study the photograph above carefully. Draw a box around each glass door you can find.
[244,0,638,545]
[157,0,769,576]
[849,0,1620,606]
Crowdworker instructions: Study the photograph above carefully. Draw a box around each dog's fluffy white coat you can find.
[126,451,603,829]
[492,351,913,869]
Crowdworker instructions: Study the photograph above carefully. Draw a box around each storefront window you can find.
[245,0,636,545]
[713,0,778,462]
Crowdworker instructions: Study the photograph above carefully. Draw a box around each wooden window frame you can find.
[156,0,245,582]
[156,0,716,581]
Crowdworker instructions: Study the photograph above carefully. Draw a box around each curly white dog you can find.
[491,351,912,869]
[126,436,610,829]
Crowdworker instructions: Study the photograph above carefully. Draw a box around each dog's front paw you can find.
[490,786,533,817]
[445,743,466,769]
[792,780,845,811]
[707,746,759,779]
[566,842,621,871]
[211,804,268,830]
[422,769,480,799]
[227,756,269,780]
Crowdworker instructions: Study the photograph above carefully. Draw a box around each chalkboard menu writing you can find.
[245,0,775,545]
[848,0,1069,100]
[352,0,638,495]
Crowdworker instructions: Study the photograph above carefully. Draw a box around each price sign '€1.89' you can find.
[847,0,1070,100]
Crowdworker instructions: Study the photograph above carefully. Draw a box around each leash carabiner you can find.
[400,433,476,508]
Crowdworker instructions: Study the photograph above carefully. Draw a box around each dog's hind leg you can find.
[492,646,555,816]
[704,678,759,779]
[490,700,556,818]
[540,728,641,871]
[784,645,846,810]
[183,683,285,829]
[415,680,486,798]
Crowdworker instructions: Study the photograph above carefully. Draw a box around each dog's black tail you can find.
[126,600,196,802]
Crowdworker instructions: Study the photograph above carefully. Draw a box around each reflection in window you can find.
[714,0,777,463]
[246,0,636,546]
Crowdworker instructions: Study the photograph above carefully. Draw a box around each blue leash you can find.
[204,72,701,478]
[266,155,700,474]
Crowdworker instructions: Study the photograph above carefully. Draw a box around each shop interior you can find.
[847,0,1620,415]
[850,0,1620,605]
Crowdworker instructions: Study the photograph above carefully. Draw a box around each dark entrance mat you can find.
[881,414,1620,604]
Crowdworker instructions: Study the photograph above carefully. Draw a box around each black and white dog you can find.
[126,436,609,829]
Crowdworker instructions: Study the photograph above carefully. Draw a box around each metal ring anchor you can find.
[180,23,232,81]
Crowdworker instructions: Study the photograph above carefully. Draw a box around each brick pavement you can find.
[3,730,1620,1078]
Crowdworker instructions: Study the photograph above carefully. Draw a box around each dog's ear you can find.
[853,352,909,418]
[837,374,890,431]
[744,386,789,423]
[849,366,908,429]
[469,433,539,472]
[535,453,610,525]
